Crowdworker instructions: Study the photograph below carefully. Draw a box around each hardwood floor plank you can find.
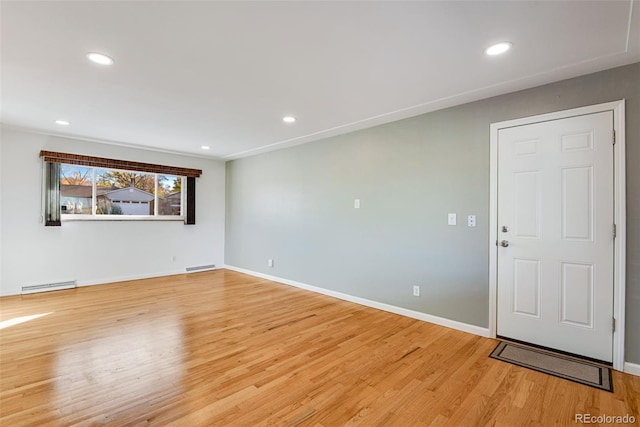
[1,269,638,426]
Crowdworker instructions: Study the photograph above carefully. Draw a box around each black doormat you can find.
[489,341,613,392]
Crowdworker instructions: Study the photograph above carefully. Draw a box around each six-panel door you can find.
[497,111,614,363]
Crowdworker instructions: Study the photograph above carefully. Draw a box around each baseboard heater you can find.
[22,280,77,294]
[186,264,216,272]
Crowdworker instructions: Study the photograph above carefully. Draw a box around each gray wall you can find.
[225,63,640,363]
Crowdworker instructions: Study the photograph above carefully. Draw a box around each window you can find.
[95,168,157,216]
[58,165,184,219]
[158,175,183,216]
[41,151,201,225]
[60,165,93,215]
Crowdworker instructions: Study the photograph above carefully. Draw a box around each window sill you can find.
[61,215,185,222]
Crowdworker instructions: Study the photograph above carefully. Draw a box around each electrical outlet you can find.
[467,215,476,227]
[354,199,361,209]
[413,285,420,297]
[268,259,274,267]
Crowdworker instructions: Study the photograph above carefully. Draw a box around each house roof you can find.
[61,184,115,198]
[163,192,181,200]
[61,184,92,198]
[61,185,156,202]
[102,187,155,202]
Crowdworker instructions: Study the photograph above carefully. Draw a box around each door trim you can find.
[489,100,626,371]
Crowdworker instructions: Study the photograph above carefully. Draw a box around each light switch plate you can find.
[448,213,457,225]
[354,199,360,209]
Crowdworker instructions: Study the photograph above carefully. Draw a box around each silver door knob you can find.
[500,240,509,247]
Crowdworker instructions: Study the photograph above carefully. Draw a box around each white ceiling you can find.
[1,1,639,160]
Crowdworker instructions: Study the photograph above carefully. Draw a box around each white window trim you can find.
[62,216,185,222]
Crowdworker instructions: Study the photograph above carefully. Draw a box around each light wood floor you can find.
[1,270,638,426]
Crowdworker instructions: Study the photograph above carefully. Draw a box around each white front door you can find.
[497,111,615,363]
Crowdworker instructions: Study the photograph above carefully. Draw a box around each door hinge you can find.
[613,130,616,145]
[613,224,617,239]
[612,317,616,333]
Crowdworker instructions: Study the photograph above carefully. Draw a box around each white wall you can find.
[0,127,225,296]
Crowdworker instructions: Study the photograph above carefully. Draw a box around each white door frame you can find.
[489,100,626,371]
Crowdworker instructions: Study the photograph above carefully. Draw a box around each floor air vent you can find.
[186,264,216,272]
[22,280,77,294]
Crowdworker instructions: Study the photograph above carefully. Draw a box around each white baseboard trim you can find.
[77,270,184,287]
[224,265,490,338]
[77,266,222,288]
[624,362,640,377]
[2,266,225,296]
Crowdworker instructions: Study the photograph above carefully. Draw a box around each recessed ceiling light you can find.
[55,120,70,126]
[282,116,296,123]
[87,52,114,65]
[201,146,210,150]
[485,42,512,56]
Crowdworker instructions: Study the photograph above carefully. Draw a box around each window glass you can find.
[56,163,185,220]
[158,175,182,216]
[60,165,93,214]
[95,169,156,215]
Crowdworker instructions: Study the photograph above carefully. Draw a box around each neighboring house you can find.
[99,187,155,215]
[60,184,93,214]
[160,191,181,215]
[61,184,157,215]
